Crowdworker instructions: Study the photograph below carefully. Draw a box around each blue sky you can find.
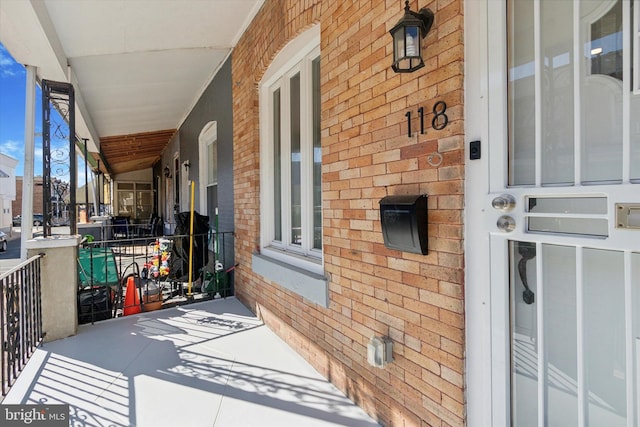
[0,42,36,177]
[0,42,87,183]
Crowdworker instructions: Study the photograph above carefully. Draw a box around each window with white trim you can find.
[198,121,218,223]
[260,26,322,274]
[116,182,153,220]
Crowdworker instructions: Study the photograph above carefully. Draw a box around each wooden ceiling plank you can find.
[98,128,175,175]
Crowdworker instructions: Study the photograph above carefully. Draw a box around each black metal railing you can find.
[1,254,45,397]
[77,231,235,324]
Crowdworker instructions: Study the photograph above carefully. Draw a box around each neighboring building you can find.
[0,153,18,230]
[12,176,47,219]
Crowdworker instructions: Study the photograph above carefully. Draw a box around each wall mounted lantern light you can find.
[390,1,434,73]
[164,166,171,178]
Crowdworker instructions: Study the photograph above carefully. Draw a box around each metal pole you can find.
[187,180,195,297]
[20,66,36,260]
[96,160,101,209]
[42,82,51,238]
[83,138,89,221]
[68,86,76,235]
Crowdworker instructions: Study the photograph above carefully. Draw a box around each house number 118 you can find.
[405,101,448,137]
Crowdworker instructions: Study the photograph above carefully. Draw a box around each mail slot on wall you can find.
[379,194,428,255]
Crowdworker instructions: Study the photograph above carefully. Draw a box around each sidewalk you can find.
[2,297,380,427]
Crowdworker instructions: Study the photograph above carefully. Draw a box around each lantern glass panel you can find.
[405,26,420,57]
[394,28,405,60]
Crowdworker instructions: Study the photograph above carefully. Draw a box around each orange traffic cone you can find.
[123,276,141,316]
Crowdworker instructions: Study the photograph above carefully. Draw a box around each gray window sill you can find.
[252,253,328,308]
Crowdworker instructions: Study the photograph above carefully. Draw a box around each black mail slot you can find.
[379,194,428,255]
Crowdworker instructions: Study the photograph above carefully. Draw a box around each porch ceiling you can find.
[97,129,177,175]
[0,0,264,176]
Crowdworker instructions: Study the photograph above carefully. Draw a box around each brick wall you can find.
[232,1,465,425]
[12,177,45,217]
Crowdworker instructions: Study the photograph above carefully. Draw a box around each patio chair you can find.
[112,216,130,239]
[136,215,160,237]
[77,247,122,323]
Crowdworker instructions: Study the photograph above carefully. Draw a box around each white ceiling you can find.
[0,0,263,155]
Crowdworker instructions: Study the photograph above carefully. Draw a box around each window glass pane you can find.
[584,248,626,426]
[511,241,538,427]
[633,0,640,181]
[527,196,609,237]
[118,190,134,216]
[540,0,574,185]
[582,0,623,183]
[510,0,629,185]
[312,57,322,250]
[528,217,608,237]
[273,88,282,242]
[290,73,301,246]
[136,190,153,219]
[528,197,607,214]
[633,252,640,419]
[508,0,535,186]
[589,1,623,80]
[207,185,217,228]
[261,35,321,260]
[207,140,217,186]
[542,245,578,426]
[511,243,630,426]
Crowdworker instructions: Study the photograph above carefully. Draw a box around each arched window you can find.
[259,25,322,274]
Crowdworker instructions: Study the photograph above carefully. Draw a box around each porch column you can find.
[20,65,36,261]
[26,235,81,342]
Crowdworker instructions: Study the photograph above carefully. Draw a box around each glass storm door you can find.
[488,1,640,426]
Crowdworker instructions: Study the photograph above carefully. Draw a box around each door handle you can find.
[492,194,516,212]
[497,215,516,232]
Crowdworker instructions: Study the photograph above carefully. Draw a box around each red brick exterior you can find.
[12,177,45,217]
[232,1,465,425]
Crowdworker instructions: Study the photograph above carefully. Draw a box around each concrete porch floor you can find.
[2,297,380,427]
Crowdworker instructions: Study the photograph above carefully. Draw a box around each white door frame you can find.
[466,1,639,425]
[464,0,496,424]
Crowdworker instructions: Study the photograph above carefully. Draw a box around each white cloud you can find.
[1,68,21,78]
[0,139,24,156]
[0,44,24,77]
[0,56,13,67]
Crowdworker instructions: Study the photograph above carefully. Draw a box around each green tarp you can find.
[77,248,119,287]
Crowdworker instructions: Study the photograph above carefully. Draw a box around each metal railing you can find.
[0,254,45,397]
[78,231,235,324]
